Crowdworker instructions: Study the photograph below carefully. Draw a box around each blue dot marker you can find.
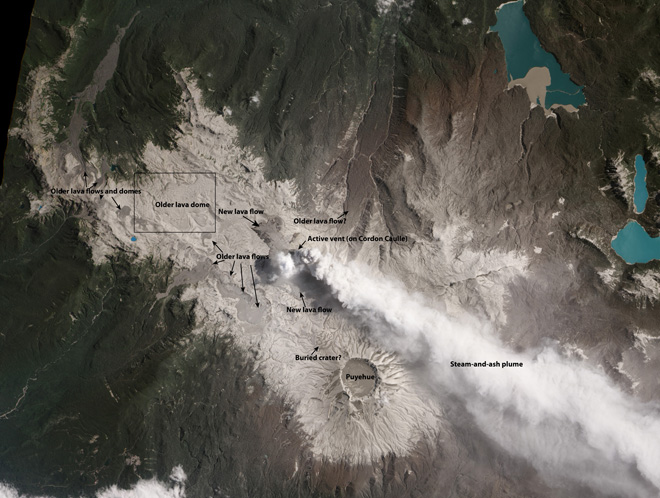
[131,236,137,242]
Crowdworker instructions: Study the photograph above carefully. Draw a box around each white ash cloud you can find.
[0,466,187,498]
[280,248,660,497]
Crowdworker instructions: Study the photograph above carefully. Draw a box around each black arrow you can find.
[212,260,224,265]
[240,264,245,292]
[310,346,319,355]
[250,265,259,307]
[230,261,236,276]
[111,197,120,210]
[99,194,104,199]
[242,215,259,227]
[337,210,348,220]
[91,181,97,188]
[83,171,88,188]
[300,292,306,308]
[212,240,223,253]
[298,240,306,250]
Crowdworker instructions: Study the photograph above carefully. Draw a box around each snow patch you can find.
[630,271,660,303]
[612,151,635,209]
[376,0,397,14]
[597,268,618,289]
[639,68,660,89]
[633,331,660,362]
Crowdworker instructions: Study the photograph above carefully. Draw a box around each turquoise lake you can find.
[611,155,656,263]
[633,154,648,213]
[490,0,586,109]
[612,221,660,264]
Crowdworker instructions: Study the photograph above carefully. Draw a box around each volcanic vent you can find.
[340,357,380,399]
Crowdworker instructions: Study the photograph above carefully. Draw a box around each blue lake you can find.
[490,0,586,109]
[633,154,648,213]
[611,221,660,264]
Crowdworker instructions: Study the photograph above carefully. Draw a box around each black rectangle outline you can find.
[133,172,217,234]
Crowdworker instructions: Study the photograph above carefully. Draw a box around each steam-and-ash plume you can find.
[276,249,660,497]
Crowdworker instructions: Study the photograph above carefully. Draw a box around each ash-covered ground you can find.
[2,0,660,497]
